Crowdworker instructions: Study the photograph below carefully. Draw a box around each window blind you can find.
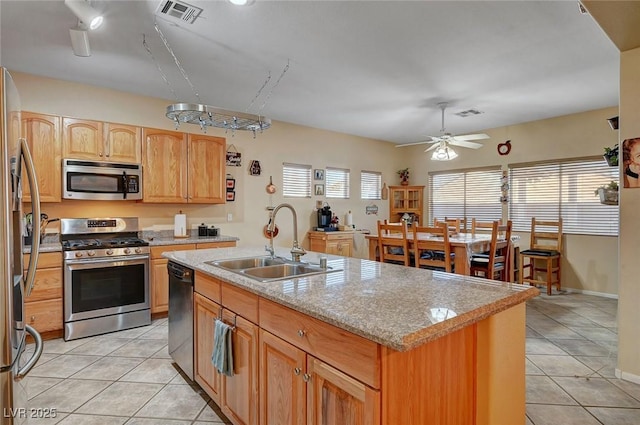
[282,163,311,198]
[509,158,618,236]
[326,167,350,199]
[361,170,381,200]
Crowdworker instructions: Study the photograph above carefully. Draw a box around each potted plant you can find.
[397,168,410,185]
[595,180,619,205]
[603,145,618,167]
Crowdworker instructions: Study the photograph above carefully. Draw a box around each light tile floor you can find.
[24,318,231,425]
[24,293,640,424]
[526,292,640,425]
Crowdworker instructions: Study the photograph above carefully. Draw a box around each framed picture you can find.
[226,177,236,191]
[226,191,236,201]
[314,169,324,180]
[314,184,324,196]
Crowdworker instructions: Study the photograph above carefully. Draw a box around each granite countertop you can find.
[164,246,539,352]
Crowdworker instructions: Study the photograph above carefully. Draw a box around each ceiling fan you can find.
[397,102,489,160]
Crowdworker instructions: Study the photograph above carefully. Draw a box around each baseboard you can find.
[562,287,618,299]
[615,369,640,385]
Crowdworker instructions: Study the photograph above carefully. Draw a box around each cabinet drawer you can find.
[221,282,258,325]
[150,244,195,259]
[23,252,62,269]
[195,271,222,304]
[259,299,380,388]
[25,298,63,333]
[25,267,62,302]
[196,241,237,249]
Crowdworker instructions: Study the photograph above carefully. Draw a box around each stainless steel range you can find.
[61,217,150,341]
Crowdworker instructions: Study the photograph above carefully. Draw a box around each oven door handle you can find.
[65,254,150,265]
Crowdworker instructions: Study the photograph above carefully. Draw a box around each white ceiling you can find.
[0,0,620,144]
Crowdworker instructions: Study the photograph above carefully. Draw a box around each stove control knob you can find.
[135,247,142,254]
[74,252,83,258]
[87,250,96,257]
[124,248,131,255]
[106,249,114,256]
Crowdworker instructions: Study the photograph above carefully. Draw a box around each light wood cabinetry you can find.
[21,112,62,203]
[389,185,424,225]
[62,118,141,163]
[23,252,63,334]
[308,231,354,257]
[142,128,225,204]
[195,292,223,403]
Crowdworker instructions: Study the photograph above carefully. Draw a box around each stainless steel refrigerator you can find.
[0,68,44,424]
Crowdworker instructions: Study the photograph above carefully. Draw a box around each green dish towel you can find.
[211,319,234,377]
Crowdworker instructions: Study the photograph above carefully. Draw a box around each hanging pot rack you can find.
[166,103,271,136]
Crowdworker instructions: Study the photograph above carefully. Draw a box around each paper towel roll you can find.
[174,212,187,237]
[345,210,353,227]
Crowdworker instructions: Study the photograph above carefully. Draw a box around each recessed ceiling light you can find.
[227,0,255,5]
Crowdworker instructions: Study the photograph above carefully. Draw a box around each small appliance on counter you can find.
[316,204,333,231]
[198,223,219,237]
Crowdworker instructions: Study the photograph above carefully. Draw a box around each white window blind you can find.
[282,163,311,198]
[429,168,503,228]
[509,158,618,236]
[361,170,381,200]
[326,167,350,199]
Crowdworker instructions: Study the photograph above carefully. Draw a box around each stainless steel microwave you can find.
[63,159,142,200]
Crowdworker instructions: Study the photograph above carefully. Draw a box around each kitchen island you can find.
[164,246,539,425]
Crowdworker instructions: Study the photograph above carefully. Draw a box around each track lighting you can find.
[64,0,103,30]
[69,26,91,57]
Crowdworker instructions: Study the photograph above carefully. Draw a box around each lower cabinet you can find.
[24,252,63,334]
[308,231,354,257]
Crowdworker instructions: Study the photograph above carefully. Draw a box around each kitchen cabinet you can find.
[142,128,226,204]
[23,252,63,335]
[21,112,62,203]
[62,118,141,163]
[389,185,424,225]
[151,241,237,315]
[308,231,354,257]
[195,274,259,425]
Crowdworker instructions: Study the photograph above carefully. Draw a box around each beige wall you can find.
[13,71,619,294]
[617,46,640,380]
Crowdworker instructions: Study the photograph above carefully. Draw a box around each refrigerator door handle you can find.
[20,137,41,296]
[15,325,43,381]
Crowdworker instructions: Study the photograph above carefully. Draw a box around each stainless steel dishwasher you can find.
[167,261,194,380]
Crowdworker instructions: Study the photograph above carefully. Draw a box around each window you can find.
[326,167,350,199]
[282,163,311,198]
[429,167,503,228]
[509,158,618,236]
[361,170,382,200]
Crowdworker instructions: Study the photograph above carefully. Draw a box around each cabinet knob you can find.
[297,329,305,338]
[294,367,301,376]
[302,373,311,382]
[99,152,103,157]
[30,316,35,322]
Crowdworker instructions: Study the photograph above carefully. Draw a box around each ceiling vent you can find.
[155,0,202,24]
[454,109,484,118]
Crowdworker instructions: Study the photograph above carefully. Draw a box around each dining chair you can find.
[377,220,411,266]
[470,220,512,281]
[434,217,461,234]
[519,218,563,295]
[412,223,454,272]
[470,218,496,236]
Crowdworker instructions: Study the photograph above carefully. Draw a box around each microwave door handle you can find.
[21,138,41,297]
[122,171,128,199]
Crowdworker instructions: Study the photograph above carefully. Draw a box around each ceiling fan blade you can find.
[395,138,438,148]
[449,139,483,149]
[453,133,490,141]
[424,143,441,152]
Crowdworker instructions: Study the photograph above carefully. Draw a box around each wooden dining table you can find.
[365,232,520,279]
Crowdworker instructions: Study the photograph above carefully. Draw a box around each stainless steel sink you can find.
[206,256,339,282]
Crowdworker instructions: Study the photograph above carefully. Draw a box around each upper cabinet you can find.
[389,185,424,225]
[22,112,62,203]
[142,128,225,204]
[62,118,141,164]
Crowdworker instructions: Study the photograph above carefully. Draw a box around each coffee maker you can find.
[316,205,332,230]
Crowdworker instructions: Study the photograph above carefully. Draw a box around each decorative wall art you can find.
[623,137,640,188]
[314,169,324,180]
[226,191,236,202]
[314,184,325,196]
[226,144,242,167]
[249,160,261,176]
[226,175,236,190]
[365,204,379,215]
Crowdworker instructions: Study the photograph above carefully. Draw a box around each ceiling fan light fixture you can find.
[431,144,458,161]
[64,0,104,30]
[69,26,91,57]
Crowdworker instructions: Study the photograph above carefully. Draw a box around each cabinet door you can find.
[326,240,352,257]
[150,258,169,314]
[307,356,380,425]
[25,299,63,334]
[259,330,306,425]
[62,118,104,160]
[142,128,188,203]
[194,293,222,403]
[105,123,141,163]
[222,309,259,425]
[21,113,62,202]
[188,134,226,204]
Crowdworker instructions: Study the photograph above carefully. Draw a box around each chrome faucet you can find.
[266,203,306,262]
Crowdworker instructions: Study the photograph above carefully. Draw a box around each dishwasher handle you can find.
[167,261,192,282]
